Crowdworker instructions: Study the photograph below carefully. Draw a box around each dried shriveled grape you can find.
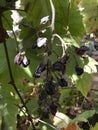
[75,65,84,76]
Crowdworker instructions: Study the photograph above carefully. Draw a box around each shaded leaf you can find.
[90,122,98,130]
[2,10,13,30]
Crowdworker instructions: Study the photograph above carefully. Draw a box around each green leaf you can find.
[2,10,13,30]
[72,110,95,123]
[20,0,84,41]
[69,0,84,37]
[0,39,33,129]
[79,0,98,33]
[84,57,98,74]
[0,0,6,7]
[0,0,17,7]
[76,73,92,96]
[63,35,80,47]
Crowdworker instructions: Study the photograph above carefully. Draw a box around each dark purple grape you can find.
[42,109,49,119]
[75,65,84,76]
[37,62,46,73]
[33,62,46,78]
[58,78,68,87]
[52,61,66,74]
[38,90,47,101]
[14,53,23,65]
[33,72,41,78]
[75,45,89,56]
[49,102,58,115]
[52,61,62,71]
[45,81,56,95]
[32,44,37,49]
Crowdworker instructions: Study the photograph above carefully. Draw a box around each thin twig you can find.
[2,14,19,50]
[66,0,71,31]
[38,119,57,130]
[0,16,36,130]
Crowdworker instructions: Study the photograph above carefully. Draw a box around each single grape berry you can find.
[45,81,56,95]
[33,62,46,78]
[49,102,58,115]
[75,45,89,56]
[33,72,41,78]
[58,78,68,87]
[75,65,84,76]
[32,44,37,49]
[38,90,47,101]
[42,109,49,119]
[52,61,66,74]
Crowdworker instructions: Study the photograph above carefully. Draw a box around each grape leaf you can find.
[2,10,13,30]
[72,110,95,123]
[79,0,98,33]
[0,38,33,129]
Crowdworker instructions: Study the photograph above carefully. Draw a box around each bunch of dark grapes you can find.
[52,53,69,74]
[45,81,57,95]
[37,80,60,118]
[49,101,59,115]
[58,78,68,87]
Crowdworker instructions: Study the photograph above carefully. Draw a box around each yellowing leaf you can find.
[53,112,70,129]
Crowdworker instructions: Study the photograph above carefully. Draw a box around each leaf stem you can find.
[38,119,57,130]
[49,0,55,32]
[2,14,19,50]
[53,33,67,56]
[66,0,71,31]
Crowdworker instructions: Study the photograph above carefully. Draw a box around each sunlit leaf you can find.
[79,0,98,33]
[72,110,95,123]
